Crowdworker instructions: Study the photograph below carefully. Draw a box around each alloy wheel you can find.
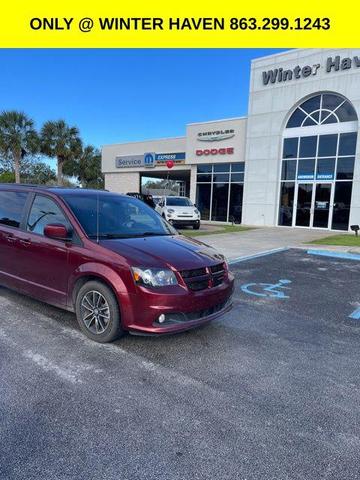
[80,290,110,335]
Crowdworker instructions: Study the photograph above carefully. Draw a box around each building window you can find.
[286,93,357,128]
[279,93,358,231]
[196,162,245,223]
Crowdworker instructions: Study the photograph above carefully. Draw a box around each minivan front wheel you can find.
[75,280,124,343]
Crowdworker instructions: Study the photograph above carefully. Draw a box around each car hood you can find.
[100,235,224,270]
[166,206,195,212]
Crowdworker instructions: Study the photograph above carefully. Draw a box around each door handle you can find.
[19,238,31,247]
[5,234,15,243]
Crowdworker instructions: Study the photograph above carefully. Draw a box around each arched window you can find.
[279,93,358,231]
[286,93,358,128]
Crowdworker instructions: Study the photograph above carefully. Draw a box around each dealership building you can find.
[102,48,360,231]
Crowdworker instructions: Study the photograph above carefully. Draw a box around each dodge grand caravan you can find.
[0,185,234,342]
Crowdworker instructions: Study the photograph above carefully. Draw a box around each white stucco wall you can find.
[243,48,360,227]
[186,117,247,165]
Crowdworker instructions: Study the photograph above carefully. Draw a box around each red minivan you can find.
[0,185,234,342]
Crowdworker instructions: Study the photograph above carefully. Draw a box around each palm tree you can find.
[40,120,82,185]
[63,144,104,189]
[0,111,39,183]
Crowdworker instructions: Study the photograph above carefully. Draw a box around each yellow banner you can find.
[0,0,358,48]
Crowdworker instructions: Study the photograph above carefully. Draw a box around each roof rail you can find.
[0,183,76,189]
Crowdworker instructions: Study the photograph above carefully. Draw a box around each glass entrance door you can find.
[294,182,333,229]
[313,183,332,228]
[295,184,313,227]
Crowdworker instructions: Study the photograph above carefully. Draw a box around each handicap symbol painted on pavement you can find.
[349,305,360,320]
[241,279,292,299]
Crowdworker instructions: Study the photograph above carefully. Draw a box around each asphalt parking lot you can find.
[1,249,360,480]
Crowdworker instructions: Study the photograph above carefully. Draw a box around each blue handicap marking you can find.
[241,279,292,299]
[349,306,360,320]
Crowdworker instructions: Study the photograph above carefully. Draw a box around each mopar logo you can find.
[144,152,155,168]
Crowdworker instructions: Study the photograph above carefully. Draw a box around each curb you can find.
[307,249,360,261]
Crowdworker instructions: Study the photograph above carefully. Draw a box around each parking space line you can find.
[229,247,289,265]
[307,249,360,261]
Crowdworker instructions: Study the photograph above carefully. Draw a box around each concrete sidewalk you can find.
[199,226,339,260]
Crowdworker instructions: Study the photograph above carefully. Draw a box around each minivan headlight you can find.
[131,267,178,287]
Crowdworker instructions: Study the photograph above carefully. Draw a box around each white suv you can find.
[155,196,201,230]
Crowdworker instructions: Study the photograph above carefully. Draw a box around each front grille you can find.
[180,263,226,291]
[211,263,225,287]
[181,267,207,279]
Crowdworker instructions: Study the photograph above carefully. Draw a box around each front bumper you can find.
[168,218,200,226]
[122,272,234,335]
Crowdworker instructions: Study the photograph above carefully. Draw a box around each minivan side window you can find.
[27,195,70,236]
[0,191,28,229]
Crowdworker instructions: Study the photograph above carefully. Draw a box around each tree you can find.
[40,120,82,185]
[0,111,39,183]
[64,144,104,189]
[22,162,57,184]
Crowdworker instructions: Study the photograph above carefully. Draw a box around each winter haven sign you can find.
[262,55,360,86]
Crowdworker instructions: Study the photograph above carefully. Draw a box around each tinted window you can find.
[0,191,27,229]
[281,160,296,181]
[63,194,176,238]
[211,183,229,221]
[301,95,321,113]
[317,158,335,180]
[283,138,298,159]
[213,173,229,183]
[336,157,355,180]
[196,184,211,221]
[322,94,344,111]
[229,184,243,224]
[332,182,353,231]
[286,108,306,128]
[299,136,317,158]
[231,173,244,182]
[298,159,315,180]
[338,133,357,156]
[318,134,338,157]
[213,163,230,173]
[278,183,295,226]
[197,164,212,173]
[231,162,245,173]
[166,197,193,207]
[197,174,212,183]
[335,101,357,122]
[27,195,70,236]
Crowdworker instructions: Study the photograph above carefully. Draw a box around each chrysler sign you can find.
[197,129,235,142]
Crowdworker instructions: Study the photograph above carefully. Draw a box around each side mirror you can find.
[44,223,71,241]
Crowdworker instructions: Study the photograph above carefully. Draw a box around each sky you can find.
[0,48,287,162]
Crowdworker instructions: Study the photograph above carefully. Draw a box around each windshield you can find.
[62,193,177,239]
[166,197,193,207]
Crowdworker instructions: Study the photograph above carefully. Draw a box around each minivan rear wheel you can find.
[75,280,124,343]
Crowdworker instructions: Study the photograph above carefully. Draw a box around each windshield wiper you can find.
[88,233,134,239]
[88,232,171,240]
[140,232,171,237]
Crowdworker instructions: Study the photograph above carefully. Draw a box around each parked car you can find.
[155,196,201,229]
[0,185,234,343]
[126,192,155,209]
